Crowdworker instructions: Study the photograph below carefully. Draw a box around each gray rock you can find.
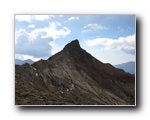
[15,39,135,105]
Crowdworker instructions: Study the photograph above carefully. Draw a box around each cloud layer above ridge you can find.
[85,34,135,55]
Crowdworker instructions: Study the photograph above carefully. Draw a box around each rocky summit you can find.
[15,39,135,105]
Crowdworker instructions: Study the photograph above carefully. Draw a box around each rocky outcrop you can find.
[15,39,135,105]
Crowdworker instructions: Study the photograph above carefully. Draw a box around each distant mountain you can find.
[15,59,34,65]
[15,40,135,105]
[114,61,135,74]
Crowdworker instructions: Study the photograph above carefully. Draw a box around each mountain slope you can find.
[15,40,135,105]
[15,59,34,65]
[114,61,135,74]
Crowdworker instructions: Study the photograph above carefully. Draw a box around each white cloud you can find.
[85,34,135,55]
[46,22,71,40]
[15,22,71,58]
[28,24,35,28]
[83,24,109,32]
[49,42,55,47]
[15,15,32,22]
[68,16,79,21]
[83,23,109,33]
[88,24,109,30]
[15,15,53,22]
[15,29,52,58]
[34,15,52,21]
[82,29,92,33]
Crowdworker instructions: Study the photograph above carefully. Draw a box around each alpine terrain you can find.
[114,61,135,74]
[15,59,34,65]
[15,39,135,105]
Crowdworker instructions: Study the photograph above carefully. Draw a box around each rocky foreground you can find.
[15,40,135,105]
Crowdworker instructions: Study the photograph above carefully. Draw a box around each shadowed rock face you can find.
[15,39,135,105]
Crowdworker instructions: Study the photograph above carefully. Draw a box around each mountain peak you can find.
[63,39,81,51]
[15,39,135,105]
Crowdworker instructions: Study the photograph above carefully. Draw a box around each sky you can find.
[15,15,135,65]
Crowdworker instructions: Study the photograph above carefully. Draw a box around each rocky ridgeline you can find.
[15,39,135,105]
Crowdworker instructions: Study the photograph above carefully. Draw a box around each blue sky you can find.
[15,15,135,65]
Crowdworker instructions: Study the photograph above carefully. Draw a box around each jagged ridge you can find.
[15,39,135,105]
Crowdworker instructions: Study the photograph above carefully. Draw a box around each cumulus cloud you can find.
[45,22,71,40]
[15,15,53,22]
[15,22,71,58]
[15,15,32,22]
[34,15,52,21]
[83,24,109,32]
[68,17,79,21]
[28,24,35,28]
[15,29,52,58]
[85,34,135,55]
